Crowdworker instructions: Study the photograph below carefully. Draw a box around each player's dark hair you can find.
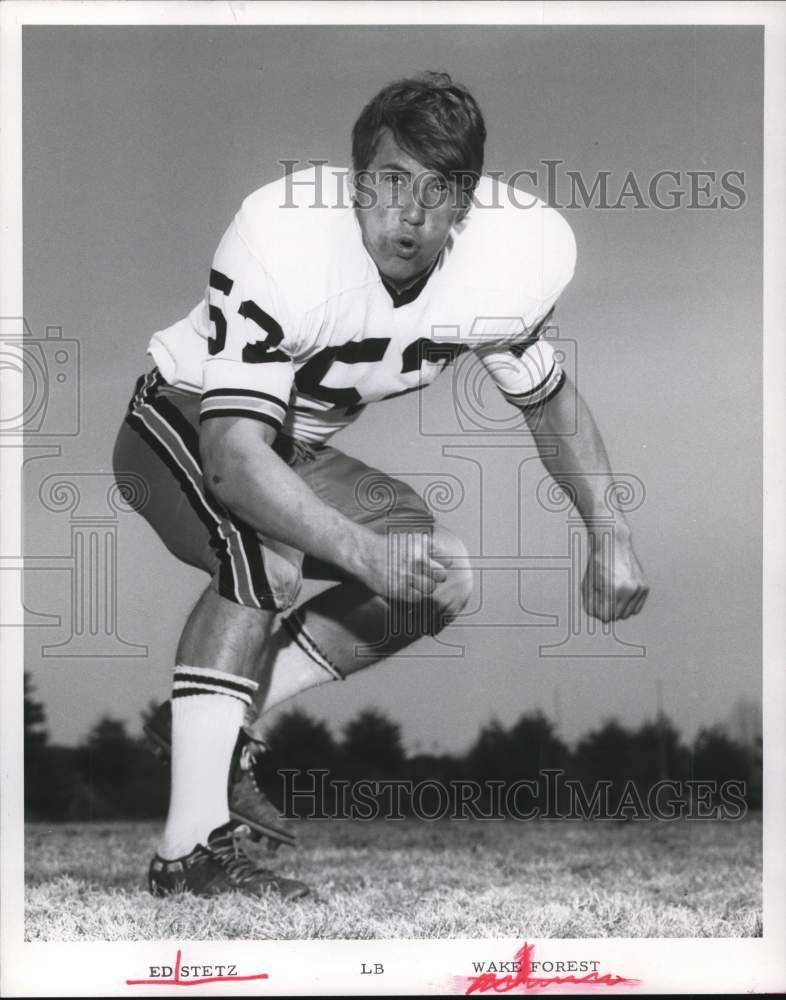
[351,72,486,198]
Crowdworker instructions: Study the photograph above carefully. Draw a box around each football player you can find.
[113,72,648,900]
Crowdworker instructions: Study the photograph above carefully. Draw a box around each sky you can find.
[20,25,763,754]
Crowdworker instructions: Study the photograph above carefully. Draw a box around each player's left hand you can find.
[581,531,649,622]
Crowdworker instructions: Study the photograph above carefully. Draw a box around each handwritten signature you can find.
[461,942,640,994]
[126,948,269,987]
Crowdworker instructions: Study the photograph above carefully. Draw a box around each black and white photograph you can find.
[1,1,784,995]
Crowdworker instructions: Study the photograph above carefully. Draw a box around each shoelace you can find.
[210,825,271,886]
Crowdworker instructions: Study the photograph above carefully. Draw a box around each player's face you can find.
[352,131,466,290]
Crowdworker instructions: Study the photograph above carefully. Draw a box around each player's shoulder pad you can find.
[233,165,354,310]
[237,165,348,251]
[537,200,577,298]
[455,175,577,303]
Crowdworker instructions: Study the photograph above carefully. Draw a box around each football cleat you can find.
[149,821,309,900]
[144,700,295,851]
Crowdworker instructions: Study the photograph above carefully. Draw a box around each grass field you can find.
[25,816,762,941]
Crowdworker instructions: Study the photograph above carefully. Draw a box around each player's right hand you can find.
[361,532,450,604]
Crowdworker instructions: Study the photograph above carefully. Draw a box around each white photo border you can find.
[1,1,784,995]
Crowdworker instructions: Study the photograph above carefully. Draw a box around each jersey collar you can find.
[348,202,446,309]
[378,256,440,308]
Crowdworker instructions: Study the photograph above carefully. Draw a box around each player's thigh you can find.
[297,445,467,598]
[299,445,433,532]
[296,445,431,587]
[114,371,304,612]
[113,403,215,573]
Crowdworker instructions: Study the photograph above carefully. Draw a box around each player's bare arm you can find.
[200,412,448,603]
[521,372,649,622]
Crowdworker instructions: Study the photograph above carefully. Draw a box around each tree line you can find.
[23,674,761,822]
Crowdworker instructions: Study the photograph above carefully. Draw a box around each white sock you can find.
[159,665,258,859]
[249,611,342,722]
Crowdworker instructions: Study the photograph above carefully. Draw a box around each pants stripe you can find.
[281,610,344,680]
[126,372,272,608]
[128,395,253,605]
[147,392,260,608]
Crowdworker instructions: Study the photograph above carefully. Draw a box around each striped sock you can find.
[159,665,257,859]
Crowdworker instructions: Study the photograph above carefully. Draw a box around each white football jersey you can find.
[148,166,576,444]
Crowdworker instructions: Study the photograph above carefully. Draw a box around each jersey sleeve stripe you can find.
[502,359,556,399]
[505,367,567,409]
[201,393,287,424]
[199,408,284,432]
[203,356,295,404]
[202,387,288,409]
